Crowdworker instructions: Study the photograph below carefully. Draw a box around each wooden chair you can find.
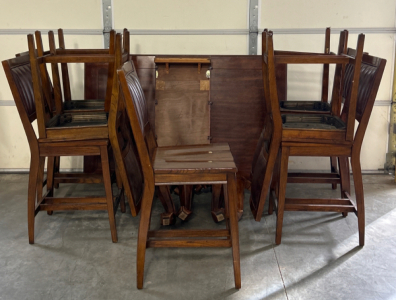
[278,29,349,190]
[260,30,384,247]
[114,60,241,289]
[32,30,132,198]
[250,29,350,222]
[11,32,124,244]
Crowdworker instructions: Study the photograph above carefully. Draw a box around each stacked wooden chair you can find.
[2,32,131,243]
[113,59,241,289]
[279,29,349,190]
[251,30,384,247]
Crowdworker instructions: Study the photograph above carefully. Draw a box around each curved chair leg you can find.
[46,156,55,215]
[275,147,289,245]
[236,175,245,220]
[28,154,40,244]
[211,184,225,223]
[226,173,241,289]
[100,146,117,243]
[255,140,281,221]
[268,151,281,215]
[330,156,338,189]
[35,156,46,210]
[339,156,350,217]
[137,185,155,289]
[351,154,365,246]
[113,160,126,213]
[157,185,176,226]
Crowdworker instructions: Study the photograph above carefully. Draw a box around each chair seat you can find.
[44,113,109,141]
[282,114,346,130]
[63,99,105,112]
[154,143,237,174]
[47,113,108,128]
[280,100,331,113]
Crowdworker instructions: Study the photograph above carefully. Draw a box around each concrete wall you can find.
[0,0,394,171]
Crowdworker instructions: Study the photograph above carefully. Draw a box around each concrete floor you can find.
[0,173,396,300]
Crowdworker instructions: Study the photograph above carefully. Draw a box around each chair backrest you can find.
[341,49,386,146]
[116,60,157,186]
[2,54,51,147]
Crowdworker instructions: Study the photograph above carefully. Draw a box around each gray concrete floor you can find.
[1,173,396,300]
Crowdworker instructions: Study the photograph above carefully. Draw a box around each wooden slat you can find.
[42,197,107,204]
[40,146,102,156]
[39,203,108,211]
[54,173,103,184]
[287,177,340,184]
[155,172,227,184]
[288,172,340,178]
[146,239,231,248]
[44,54,115,64]
[284,203,355,212]
[45,127,108,143]
[148,229,230,238]
[155,58,210,64]
[56,49,109,55]
[274,54,350,64]
[285,198,352,205]
[288,144,351,156]
[154,144,236,174]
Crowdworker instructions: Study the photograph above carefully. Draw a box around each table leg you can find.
[177,185,193,221]
[157,185,177,225]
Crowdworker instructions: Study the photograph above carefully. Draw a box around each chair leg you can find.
[137,185,155,289]
[275,147,289,245]
[46,156,55,215]
[114,161,126,213]
[54,156,60,189]
[236,175,245,220]
[211,184,225,223]
[100,146,118,243]
[28,154,40,244]
[330,156,338,189]
[226,173,241,289]
[339,156,351,217]
[35,156,46,209]
[178,185,193,221]
[351,154,365,246]
[157,185,176,226]
[255,140,281,221]
[269,151,281,215]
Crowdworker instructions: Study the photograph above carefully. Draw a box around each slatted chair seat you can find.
[47,113,108,128]
[154,143,236,175]
[282,114,346,130]
[62,99,105,112]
